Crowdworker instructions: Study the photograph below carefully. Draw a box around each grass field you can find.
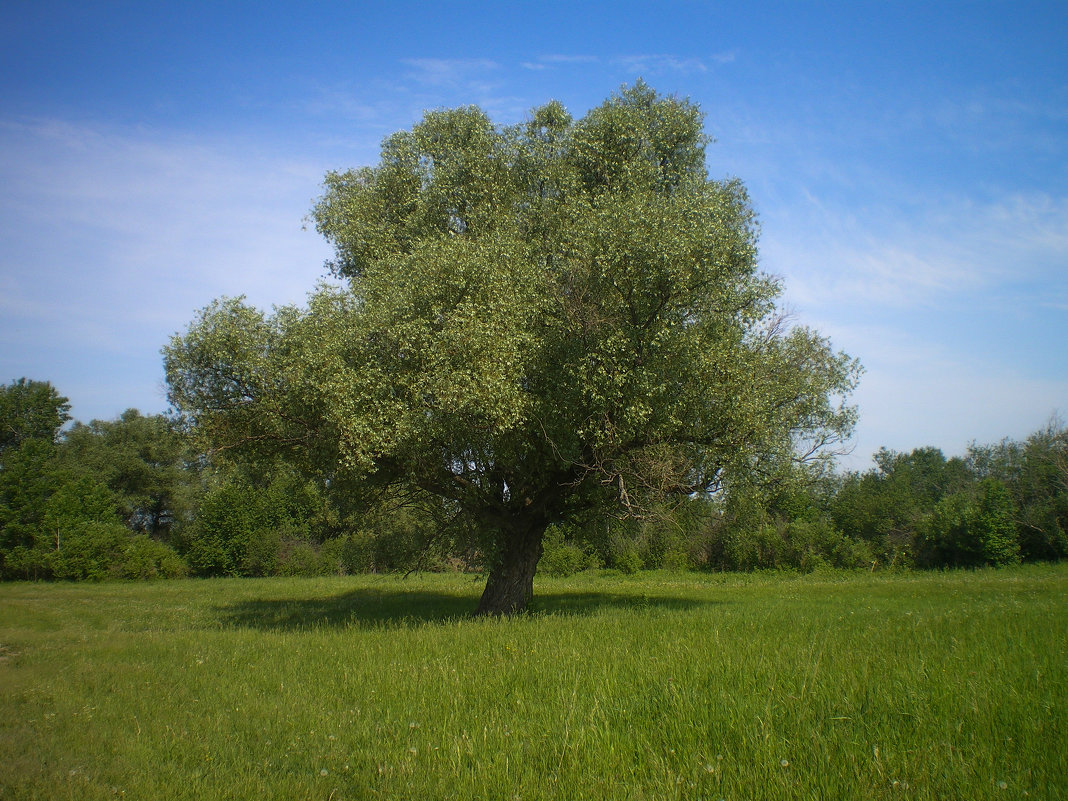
[1,566,1065,800]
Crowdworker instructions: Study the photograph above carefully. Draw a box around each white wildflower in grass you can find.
[780,759,790,768]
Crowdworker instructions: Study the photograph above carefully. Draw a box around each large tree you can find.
[165,83,860,614]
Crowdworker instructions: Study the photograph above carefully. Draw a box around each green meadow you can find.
[1,566,1065,800]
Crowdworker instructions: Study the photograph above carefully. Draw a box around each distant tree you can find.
[165,84,860,614]
[0,438,64,577]
[872,446,972,508]
[969,419,1068,560]
[184,463,328,577]
[35,476,129,580]
[918,478,1019,567]
[1016,422,1068,559]
[0,378,70,455]
[831,446,972,566]
[58,410,196,542]
[1,387,191,581]
[0,379,72,577]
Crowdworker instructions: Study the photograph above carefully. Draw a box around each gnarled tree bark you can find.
[474,517,547,616]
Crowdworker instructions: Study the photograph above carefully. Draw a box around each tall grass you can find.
[1,566,1065,799]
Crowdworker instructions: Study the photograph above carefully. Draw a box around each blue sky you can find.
[1,1,1065,469]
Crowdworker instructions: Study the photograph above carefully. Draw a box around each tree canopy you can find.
[164,83,860,614]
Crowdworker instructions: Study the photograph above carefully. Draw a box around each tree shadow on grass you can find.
[215,584,714,631]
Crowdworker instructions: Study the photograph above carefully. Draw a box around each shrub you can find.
[184,471,323,576]
[612,541,645,574]
[319,532,376,575]
[275,540,329,577]
[918,479,1020,567]
[47,520,128,580]
[117,535,189,579]
[538,525,592,577]
[661,546,691,572]
[37,476,128,580]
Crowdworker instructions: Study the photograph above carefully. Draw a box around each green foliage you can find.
[185,467,324,576]
[117,534,188,579]
[37,476,129,580]
[3,375,1062,582]
[0,377,70,455]
[969,420,1068,561]
[58,409,196,542]
[0,438,63,568]
[918,478,1020,567]
[538,524,596,577]
[0,379,73,577]
[364,507,454,573]
[831,446,985,568]
[611,540,645,574]
[1,453,173,582]
[274,539,330,577]
[829,448,976,570]
[1,390,197,581]
[702,513,872,573]
[696,461,871,573]
[165,84,860,612]
[319,531,377,575]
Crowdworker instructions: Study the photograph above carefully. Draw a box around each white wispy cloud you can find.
[522,54,600,70]
[401,58,500,89]
[0,117,338,420]
[765,191,1068,311]
[299,83,393,123]
[612,54,710,75]
[390,58,530,121]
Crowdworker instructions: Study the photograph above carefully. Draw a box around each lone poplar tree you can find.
[165,83,860,614]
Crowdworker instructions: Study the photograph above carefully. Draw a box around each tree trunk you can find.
[474,518,547,616]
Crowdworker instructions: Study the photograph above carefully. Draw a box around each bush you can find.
[693,508,873,573]
[918,479,1020,567]
[117,535,189,579]
[661,546,691,572]
[538,525,593,577]
[36,476,127,580]
[184,471,324,576]
[48,520,128,580]
[612,541,645,574]
[275,540,330,577]
[639,515,693,571]
[320,532,376,575]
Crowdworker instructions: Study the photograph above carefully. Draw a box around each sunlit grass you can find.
[1,566,1065,799]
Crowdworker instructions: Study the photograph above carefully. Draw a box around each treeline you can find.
[549,432,1066,576]
[1,378,1065,581]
